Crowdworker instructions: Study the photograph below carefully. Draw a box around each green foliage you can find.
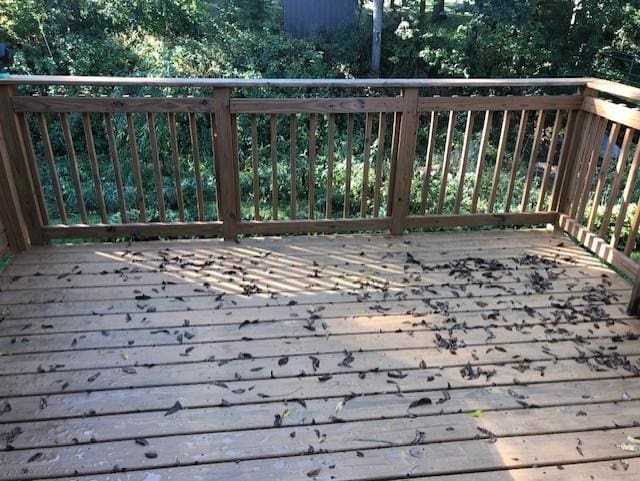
[3,0,640,255]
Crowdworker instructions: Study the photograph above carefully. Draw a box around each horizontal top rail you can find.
[586,79,640,103]
[0,75,593,89]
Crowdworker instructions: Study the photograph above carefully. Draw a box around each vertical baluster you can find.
[167,113,184,222]
[520,110,545,212]
[386,112,401,217]
[624,198,640,256]
[549,110,577,212]
[611,136,640,248]
[270,114,278,220]
[210,112,222,220]
[82,113,108,223]
[575,117,608,223]
[470,110,492,214]
[373,112,386,217]
[104,113,128,223]
[437,110,456,214]
[419,111,438,215]
[38,112,69,224]
[504,111,529,212]
[18,113,49,225]
[536,110,563,212]
[598,127,634,239]
[488,110,511,213]
[587,122,620,230]
[188,112,204,222]
[454,111,474,214]
[568,114,598,218]
[231,114,241,213]
[289,113,297,220]
[59,113,87,223]
[146,112,165,222]
[126,113,146,222]
[344,113,353,218]
[308,114,317,220]
[251,114,260,221]
[326,113,335,219]
[361,112,373,218]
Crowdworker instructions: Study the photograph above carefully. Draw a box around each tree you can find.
[371,0,383,75]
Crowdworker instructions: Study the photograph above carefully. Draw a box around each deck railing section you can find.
[1,76,640,310]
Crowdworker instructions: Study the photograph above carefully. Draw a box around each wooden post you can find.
[212,88,240,241]
[0,85,44,247]
[627,268,640,316]
[390,88,419,235]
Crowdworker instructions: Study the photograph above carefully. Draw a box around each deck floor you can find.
[1,228,640,480]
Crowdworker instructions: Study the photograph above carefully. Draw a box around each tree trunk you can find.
[419,0,427,26]
[432,0,445,21]
[371,0,383,75]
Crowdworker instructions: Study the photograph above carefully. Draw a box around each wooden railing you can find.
[1,75,640,310]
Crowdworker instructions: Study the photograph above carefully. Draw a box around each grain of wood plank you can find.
[0,273,623,306]
[0,293,625,341]
[8,227,563,259]
[0,256,615,292]
[402,459,640,481]
[7,377,637,450]
[0,326,634,396]
[0,318,635,377]
[19,427,640,481]
[3,401,637,480]
[1,351,638,423]
[0,299,629,358]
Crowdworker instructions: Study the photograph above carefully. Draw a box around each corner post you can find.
[0,85,44,248]
[212,88,240,241]
[390,88,419,235]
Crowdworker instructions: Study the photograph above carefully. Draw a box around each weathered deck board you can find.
[0,229,639,481]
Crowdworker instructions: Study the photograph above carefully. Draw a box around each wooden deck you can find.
[1,228,640,480]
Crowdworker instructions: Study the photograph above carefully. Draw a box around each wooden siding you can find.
[282,0,357,37]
